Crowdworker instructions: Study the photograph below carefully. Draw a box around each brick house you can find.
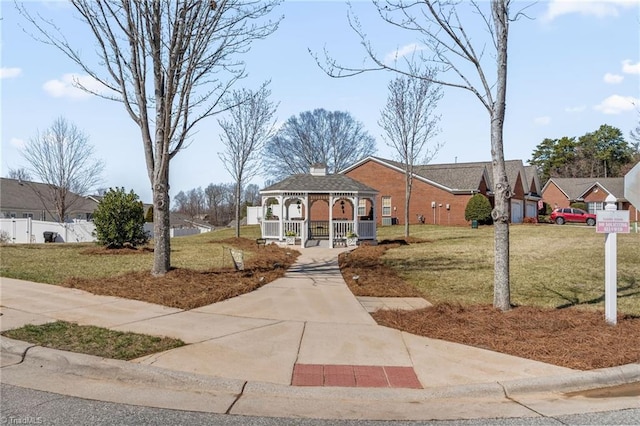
[341,157,541,226]
[542,177,638,220]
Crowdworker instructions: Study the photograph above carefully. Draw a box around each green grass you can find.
[1,321,184,360]
[377,224,640,315]
[0,225,263,284]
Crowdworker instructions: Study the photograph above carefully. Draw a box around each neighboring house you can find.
[341,157,542,226]
[0,177,98,222]
[542,177,638,219]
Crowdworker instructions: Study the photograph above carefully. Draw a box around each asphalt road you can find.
[2,384,639,426]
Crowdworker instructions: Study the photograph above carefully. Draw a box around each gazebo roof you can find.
[261,173,377,194]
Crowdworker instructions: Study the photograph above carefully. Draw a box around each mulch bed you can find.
[64,240,299,310]
[339,242,424,297]
[373,303,640,370]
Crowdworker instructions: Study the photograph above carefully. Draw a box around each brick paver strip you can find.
[324,364,356,387]
[384,366,422,389]
[353,365,388,388]
[291,364,423,389]
[291,364,324,386]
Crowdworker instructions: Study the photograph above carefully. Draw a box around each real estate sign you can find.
[596,210,630,233]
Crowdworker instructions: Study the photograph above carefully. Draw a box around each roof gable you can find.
[543,177,626,201]
[261,172,378,193]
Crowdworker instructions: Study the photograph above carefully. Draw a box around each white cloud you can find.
[42,73,107,99]
[542,0,636,22]
[10,138,25,149]
[1,68,22,79]
[534,116,551,126]
[565,105,586,113]
[594,94,638,114]
[384,43,425,64]
[603,73,623,84]
[622,59,640,74]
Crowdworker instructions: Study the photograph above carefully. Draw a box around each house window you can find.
[587,202,604,214]
[22,213,33,219]
[358,199,366,216]
[382,196,391,216]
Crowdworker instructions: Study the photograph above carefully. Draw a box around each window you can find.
[358,199,366,216]
[382,196,391,216]
[587,202,604,214]
[22,213,33,219]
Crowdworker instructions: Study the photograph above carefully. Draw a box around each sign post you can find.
[596,195,630,325]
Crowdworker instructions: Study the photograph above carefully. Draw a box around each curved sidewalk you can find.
[1,247,639,421]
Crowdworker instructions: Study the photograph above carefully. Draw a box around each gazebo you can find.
[259,164,378,248]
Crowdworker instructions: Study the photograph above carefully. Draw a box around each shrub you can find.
[570,202,587,211]
[93,187,149,248]
[523,217,538,224]
[464,194,493,224]
[145,205,154,222]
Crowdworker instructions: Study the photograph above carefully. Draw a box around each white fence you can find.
[0,218,95,244]
[1,219,203,244]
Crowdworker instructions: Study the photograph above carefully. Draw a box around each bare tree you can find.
[243,183,261,206]
[21,117,104,222]
[17,1,281,276]
[379,69,442,237]
[6,168,32,181]
[263,109,376,180]
[218,85,278,237]
[315,0,519,311]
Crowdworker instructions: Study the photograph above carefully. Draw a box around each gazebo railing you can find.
[261,220,305,239]
[284,220,304,237]
[261,220,280,239]
[332,220,353,238]
[357,221,375,239]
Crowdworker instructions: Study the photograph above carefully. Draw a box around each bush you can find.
[464,194,493,224]
[145,205,154,222]
[93,188,149,248]
[570,202,587,211]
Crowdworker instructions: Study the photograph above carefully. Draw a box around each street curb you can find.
[1,336,245,394]
[2,335,638,401]
[500,362,640,395]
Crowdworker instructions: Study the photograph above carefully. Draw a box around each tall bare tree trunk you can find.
[491,0,511,311]
[235,181,242,238]
[405,171,411,237]
[152,165,171,276]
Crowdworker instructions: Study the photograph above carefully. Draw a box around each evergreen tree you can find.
[93,188,149,248]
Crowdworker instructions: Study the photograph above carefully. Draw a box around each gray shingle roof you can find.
[546,177,626,200]
[262,173,377,193]
[363,156,532,194]
[0,177,97,217]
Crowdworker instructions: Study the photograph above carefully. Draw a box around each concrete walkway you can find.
[1,247,639,421]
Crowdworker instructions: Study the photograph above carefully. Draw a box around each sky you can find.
[1,0,639,203]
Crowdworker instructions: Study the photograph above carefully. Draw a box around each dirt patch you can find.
[63,240,299,310]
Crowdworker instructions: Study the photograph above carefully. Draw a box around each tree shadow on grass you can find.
[541,276,640,310]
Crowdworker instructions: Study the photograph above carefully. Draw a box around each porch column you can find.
[329,194,335,248]
[353,196,359,237]
[278,195,284,241]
